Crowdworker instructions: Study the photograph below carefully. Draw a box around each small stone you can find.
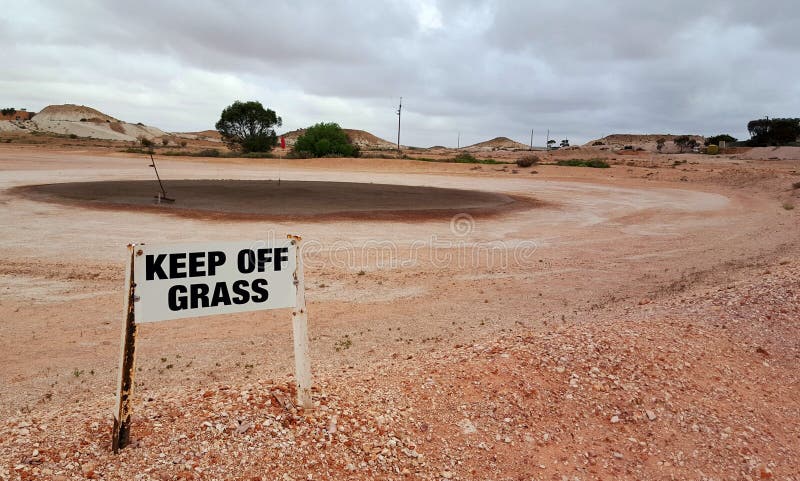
[456,418,476,435]
[441,471,453,479]
[613,452,624,459]
[758,463,773,479]
[645,410,657,421]
[610,415,620,424]
[236,421,252,434]
[81,462,96,478]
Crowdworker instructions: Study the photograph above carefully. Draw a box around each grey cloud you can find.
[2,0,799,146]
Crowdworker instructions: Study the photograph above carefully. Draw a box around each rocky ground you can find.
[0,146,798,480]
[2,262,797,481]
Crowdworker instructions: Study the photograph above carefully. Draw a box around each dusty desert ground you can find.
[1,144,799,480]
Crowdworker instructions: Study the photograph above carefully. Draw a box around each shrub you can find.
[161,137,169,146]
[139,137,154,148]
[556,159,610,168]
[1,108,16,116]
[792,181,800,189]
[197,148,221,157]
[69,134,78,139]
[516,154,540,167]
[293,122,359,158]
[592,141,604,146]
[706,145,719,155]
[453,152,478,163]
[704,134,737,146]
[673,135,698,153]
[179,140,187,148]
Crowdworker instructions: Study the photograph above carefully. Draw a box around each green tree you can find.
[656,138,666,152]
[293,122,359,157]
[704,134,737,146]
[215,101,281,153]
[747,118,800,146]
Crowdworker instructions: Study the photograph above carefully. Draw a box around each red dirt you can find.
[0,145,798,480]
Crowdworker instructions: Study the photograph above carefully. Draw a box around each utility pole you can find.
[457,131,460,150]
[530,129,534,150]
[396,97,402,151]
[546,129,550,151]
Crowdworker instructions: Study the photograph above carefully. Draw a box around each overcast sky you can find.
[2,1,798,147]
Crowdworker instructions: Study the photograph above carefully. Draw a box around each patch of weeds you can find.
[72,369,84,378]
[334,335,352,352]
[357,270,366,276]
[783,202,795,210]
[556,159,610,168]
[409,153,509,164]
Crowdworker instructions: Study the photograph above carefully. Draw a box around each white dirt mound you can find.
[0,104,168,141]
[465,137,529,151]
[586,134,705,153]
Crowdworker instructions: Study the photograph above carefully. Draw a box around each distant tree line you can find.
[747,118,800,146]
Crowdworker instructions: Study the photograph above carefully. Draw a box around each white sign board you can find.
[133,240,297,323]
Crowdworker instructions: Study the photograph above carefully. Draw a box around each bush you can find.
[1,108,16,116]
[792,181,800,189]
[673,135,698,153]
[556,159,610,168]
[139,137,154,148]
[516,154,540,167]
[704,134,737,146]
[592,141,604,146]
[197,148,221,157]
[69,134,78,139]
[161,137,169,146]
[452,152,478,163]
[293,122,359,158]
[706,145,719,155]
[179,140,187,148]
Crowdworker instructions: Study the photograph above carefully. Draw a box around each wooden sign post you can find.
[111,237,313,452]
[112,244,138,453]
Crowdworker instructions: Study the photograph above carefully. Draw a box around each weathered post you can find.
[289,235,313,409]
[112,244,138,453]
